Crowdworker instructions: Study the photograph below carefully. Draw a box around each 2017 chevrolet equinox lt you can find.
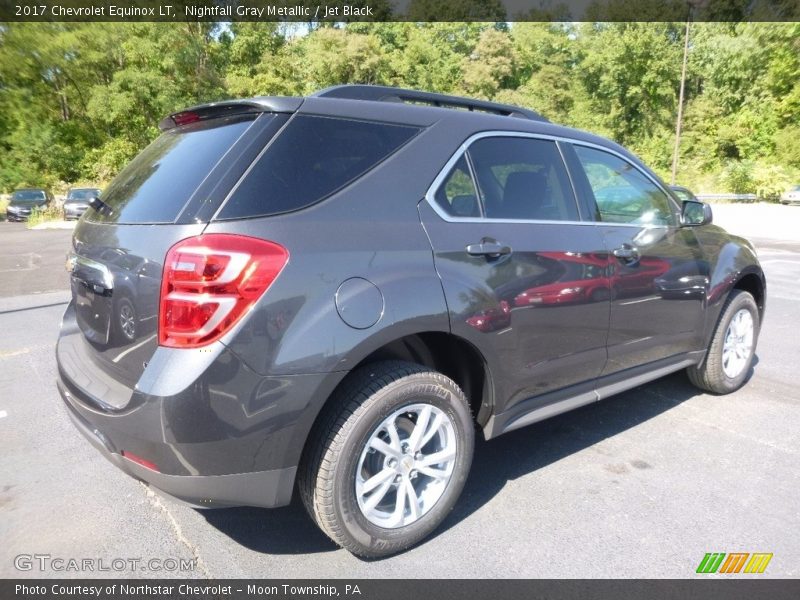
[57,85,766,557]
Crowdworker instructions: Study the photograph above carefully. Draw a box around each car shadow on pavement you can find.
[201,498,339,555]
[200,366,756,558]
[435,371,704,538]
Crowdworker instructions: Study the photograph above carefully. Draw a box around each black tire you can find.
[687,290,760,394]
[299,361,474,558]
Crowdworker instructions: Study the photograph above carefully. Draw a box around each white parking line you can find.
[0,348,30,359]
[112,334,156,363]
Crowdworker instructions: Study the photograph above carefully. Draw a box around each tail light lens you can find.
[159,234,288,348]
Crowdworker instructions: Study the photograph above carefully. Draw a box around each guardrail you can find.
[696,193,758,203]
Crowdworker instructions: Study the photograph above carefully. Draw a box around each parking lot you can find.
[1,205,799,578]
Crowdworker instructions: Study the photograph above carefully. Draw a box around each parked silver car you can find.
[780,184,800,205]
[63,187,102,220]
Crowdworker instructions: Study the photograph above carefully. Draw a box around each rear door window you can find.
[468,137,580,222]
[217,115,420,219]
[86,115,257,224]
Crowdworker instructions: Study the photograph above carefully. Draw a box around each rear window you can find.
[86,116,256,224]
[217,115,420,220]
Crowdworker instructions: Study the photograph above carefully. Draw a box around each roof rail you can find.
[312,85,548,122]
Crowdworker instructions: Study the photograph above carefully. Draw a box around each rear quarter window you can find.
[217,115,420,220]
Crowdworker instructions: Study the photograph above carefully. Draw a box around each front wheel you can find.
[687,289,760,394]
[299,361,474,558]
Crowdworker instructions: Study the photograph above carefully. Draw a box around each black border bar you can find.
[1,0,800,22]
[5,579,800,600]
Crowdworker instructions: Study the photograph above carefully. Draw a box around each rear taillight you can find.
[159,234,288,348]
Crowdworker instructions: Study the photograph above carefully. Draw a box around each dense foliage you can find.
[0,22,798,197]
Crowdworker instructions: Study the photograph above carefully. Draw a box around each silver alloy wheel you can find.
[355,403,457,529]
[120,304,136,340]
[722,308,754,378]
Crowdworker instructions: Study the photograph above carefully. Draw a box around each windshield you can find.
[67,189,100,200]
[792,185,800,192]
[11,190,46,202]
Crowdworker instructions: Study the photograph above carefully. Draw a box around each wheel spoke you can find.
[359,468,396,495]
[404,479,421,521]
[417,465,449,479]
[389,478,408,527]
[362,478,394,514]
[386,419,403,455]
[408,405,432,452]
[369,438,400,459]
[419,413,444,450]
[418,447,456,467]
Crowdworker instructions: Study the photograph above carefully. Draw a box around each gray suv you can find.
[57,85,765,557]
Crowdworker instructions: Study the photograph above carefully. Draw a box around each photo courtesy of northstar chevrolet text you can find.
[1,0,799,597]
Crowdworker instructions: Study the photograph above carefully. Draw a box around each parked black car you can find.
[64,188,102,220]
[6,188,53,221]
[57,86,766,558]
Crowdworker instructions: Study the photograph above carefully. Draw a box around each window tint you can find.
[574,146,676,226]
[467,137,579,221]
[87,116,256,224]
[219,116,420,219]
[433,155,480,217]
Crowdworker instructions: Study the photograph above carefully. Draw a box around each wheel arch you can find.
[732,270,766,320]
[293,331,494,478]
[345,331,494,427]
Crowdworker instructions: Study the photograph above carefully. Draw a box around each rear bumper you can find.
[58,377,297,508]
[55,299,344,508]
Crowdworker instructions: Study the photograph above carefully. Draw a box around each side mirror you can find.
[681,200,712,226]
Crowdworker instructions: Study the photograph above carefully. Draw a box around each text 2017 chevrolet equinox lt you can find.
[57,85,766,557]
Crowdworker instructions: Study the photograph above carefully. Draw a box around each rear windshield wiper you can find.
[89,195,113,217]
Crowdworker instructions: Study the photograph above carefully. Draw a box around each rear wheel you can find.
[113,297,137,343]
[299,361,474,558]
[687,290,760,394]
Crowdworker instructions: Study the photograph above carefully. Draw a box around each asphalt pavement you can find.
[0,222,71,297]
[1,210,798,578]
